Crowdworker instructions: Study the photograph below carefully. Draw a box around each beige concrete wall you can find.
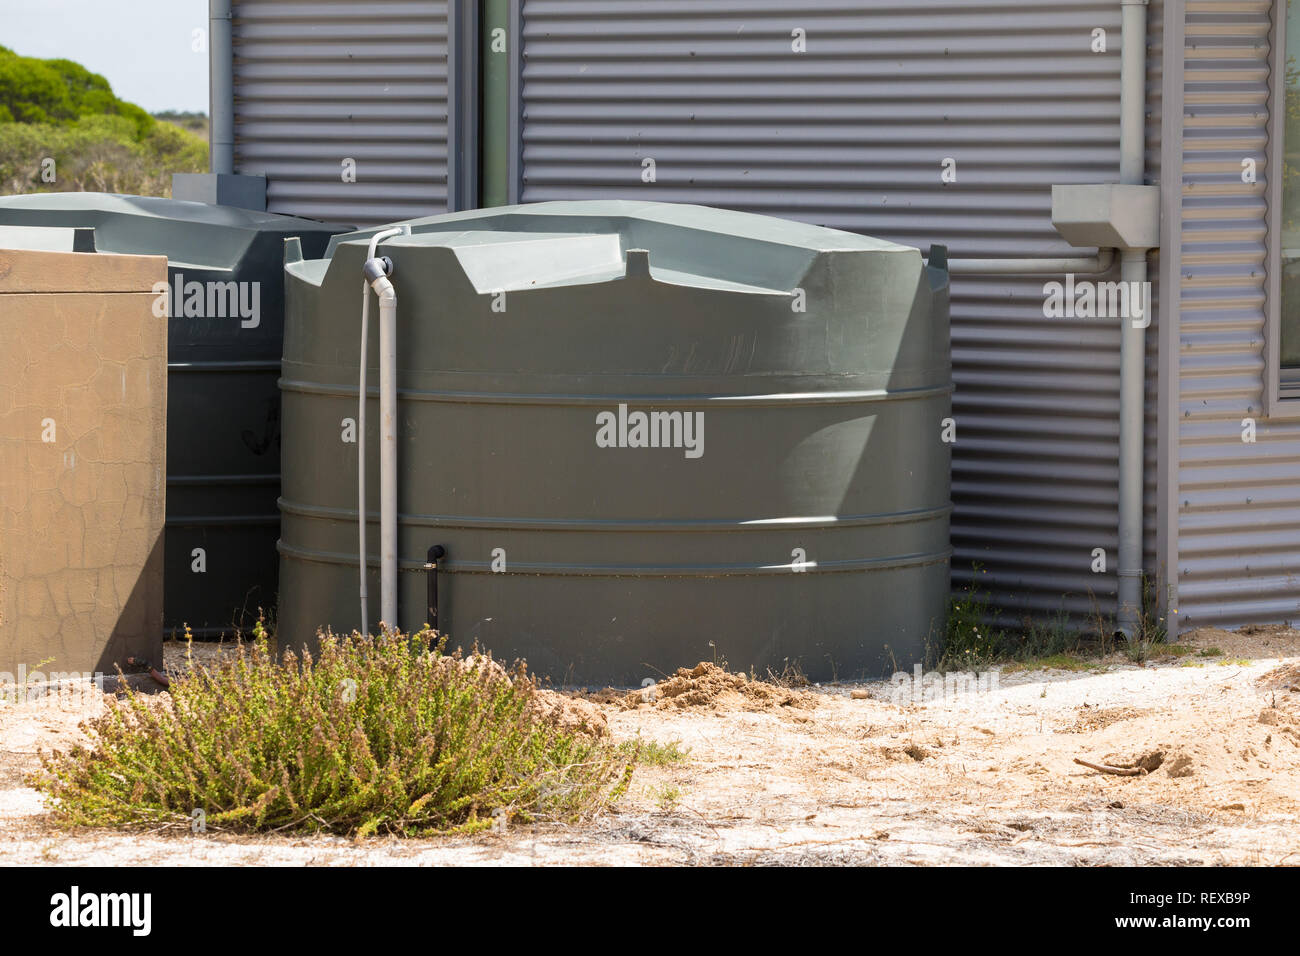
[0,248,167,676]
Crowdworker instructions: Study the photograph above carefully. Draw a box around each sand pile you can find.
[624,662,815,711]
[529,690,608,737]
[1063,705,1147,734]
[447,655,610,737]
[1077,704,1300,787]
[1258,661,1300,692]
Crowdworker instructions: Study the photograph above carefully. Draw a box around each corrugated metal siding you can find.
[232,0,450,225]
[519,0,1157,622]
[1176,0,1300,628]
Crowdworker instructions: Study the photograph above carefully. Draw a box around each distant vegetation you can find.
[0,45,206,196]
[153,110,210,139]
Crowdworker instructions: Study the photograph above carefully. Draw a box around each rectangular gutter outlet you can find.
[1051,183,1160,251]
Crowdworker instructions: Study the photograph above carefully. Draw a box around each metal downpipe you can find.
[1116,0,1150,636]
[209,0,234,175]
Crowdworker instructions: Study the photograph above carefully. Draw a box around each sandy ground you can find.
[1,626,1298,866]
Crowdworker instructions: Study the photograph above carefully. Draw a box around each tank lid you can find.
[0,192,348,270]
[333,229,795,294]
[331,200,911,257]
[322,201,916,295]
[0,192,340,228]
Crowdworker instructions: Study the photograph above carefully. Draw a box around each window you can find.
[1271,0,1300,406]
[1282,4,1300,376]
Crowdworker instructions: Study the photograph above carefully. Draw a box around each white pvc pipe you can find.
[357,227,403,633]
[1119,0,1149,188]
[1118,250,1148,635]
[946,248,1116,275]
[375,273,398,631]
[1116,0,1150,636]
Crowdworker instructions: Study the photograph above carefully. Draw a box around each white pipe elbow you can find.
[371,275,396,307]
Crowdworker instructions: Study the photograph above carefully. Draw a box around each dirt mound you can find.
[575,687,628,706]
[1238,623,1300,637]
[1091,706,1300,783]
[427,654,610,737]
[1163,752,1196,778]
[450,657,609,737]
[1258,707,1300,737]
[1180,626,1300,660]
[1064,705,1146,734]
[1258,661,1300,692]
[883,742,931,762]
[529,690,609,738]
[1089,747,1198,778]
[624,662,815,712]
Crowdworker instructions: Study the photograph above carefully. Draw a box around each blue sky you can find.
[1,0,208,113]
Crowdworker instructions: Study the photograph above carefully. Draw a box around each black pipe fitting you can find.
[424,545,447,632]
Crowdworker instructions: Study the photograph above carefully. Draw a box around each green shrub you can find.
[33,630,635,836]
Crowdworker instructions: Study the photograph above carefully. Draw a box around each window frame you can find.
[1267,0,1300,416]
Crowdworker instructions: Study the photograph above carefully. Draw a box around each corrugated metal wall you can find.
[518,0,1155,623]
[232,0,451,225]
[1175,0,1300,629]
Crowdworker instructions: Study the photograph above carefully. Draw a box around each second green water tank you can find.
[0,193,349,636]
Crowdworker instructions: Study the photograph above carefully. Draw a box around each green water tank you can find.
[0,193,349,637]
[279,201,950,685]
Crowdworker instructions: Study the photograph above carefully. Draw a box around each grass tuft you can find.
[933,564,1005,670]
[934,567,1184,673]
[621,738,690,766]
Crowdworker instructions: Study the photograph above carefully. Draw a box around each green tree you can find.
[0,44,206,196]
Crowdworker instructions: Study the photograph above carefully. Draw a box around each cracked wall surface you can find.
[0,248,166,676]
